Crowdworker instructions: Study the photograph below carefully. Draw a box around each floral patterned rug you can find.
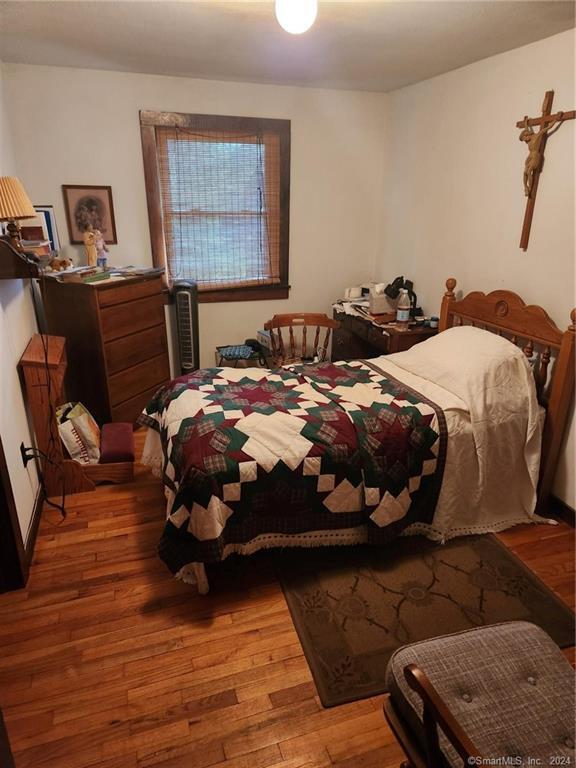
[277,535,574,707]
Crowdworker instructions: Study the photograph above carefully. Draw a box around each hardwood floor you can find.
[0,432,574,768]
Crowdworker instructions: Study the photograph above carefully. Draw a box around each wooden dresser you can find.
[332,308,438,360]
[42,275,170,425]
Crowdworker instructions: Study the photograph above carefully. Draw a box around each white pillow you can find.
[388,325,530,391]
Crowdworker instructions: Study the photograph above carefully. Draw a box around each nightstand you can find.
[332,309,437,361]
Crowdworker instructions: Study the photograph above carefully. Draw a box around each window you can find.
[140,111,290,302]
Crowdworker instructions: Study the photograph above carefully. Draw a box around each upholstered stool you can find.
[100,423,135,464]
[81,422,135,486]
[384,621,575,768]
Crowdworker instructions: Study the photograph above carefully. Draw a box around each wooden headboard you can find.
[439,278,575,510]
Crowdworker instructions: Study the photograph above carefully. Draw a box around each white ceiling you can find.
[0,1,574,93]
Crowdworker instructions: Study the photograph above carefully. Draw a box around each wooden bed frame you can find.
[439,278,575,510]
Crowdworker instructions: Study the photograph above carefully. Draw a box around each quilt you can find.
[139,360,448,572]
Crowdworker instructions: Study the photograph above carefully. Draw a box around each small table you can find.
[215,345,271,368]
[332,309,437,360]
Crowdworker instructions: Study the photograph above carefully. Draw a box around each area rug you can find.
[277,535,575,707]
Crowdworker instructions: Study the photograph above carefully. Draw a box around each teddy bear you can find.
[47,256,74,272]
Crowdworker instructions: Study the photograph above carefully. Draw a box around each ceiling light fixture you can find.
[275,0,318,34]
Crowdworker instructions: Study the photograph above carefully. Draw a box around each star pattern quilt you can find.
[139,360,447,573]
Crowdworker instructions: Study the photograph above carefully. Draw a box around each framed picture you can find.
[62,185,117,245]
[20,205,61,252]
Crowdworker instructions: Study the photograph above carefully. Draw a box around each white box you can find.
[369,292,391,315]
[257,329,272,350]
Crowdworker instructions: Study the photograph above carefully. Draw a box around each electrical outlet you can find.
[20,443,33,468]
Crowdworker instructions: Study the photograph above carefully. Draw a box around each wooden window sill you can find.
[164,285,290,304]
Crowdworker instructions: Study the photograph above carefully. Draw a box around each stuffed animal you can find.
[47,257,74,272]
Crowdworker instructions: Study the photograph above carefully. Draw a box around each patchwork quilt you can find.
[139,360,447,572]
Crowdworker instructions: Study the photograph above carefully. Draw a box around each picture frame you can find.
[62,185,117,245]
[20,205,61,252]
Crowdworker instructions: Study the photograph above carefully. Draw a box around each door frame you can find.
[0,707,15,768]
[0,435,28,591]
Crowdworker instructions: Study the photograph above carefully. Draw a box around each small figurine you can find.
[83,225,97,266]
[518,112,564,197]
[94,228,109,268]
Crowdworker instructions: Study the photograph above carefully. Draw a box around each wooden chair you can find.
[385,664,481,767]
[384,622,575,768]
[264,313,340,366]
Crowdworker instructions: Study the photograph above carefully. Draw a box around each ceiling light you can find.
[275,0,318,34]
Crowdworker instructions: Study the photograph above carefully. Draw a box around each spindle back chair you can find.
[264,313,340,366]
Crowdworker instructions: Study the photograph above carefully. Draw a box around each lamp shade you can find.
[0,177,36,221]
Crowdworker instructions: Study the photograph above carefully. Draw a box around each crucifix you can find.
[517,90,574,251]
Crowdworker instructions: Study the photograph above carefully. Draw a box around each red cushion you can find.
[99,423,135,464]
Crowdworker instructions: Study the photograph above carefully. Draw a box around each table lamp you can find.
[0,176,37,251]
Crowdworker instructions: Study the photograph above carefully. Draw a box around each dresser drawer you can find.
[111,384,162,425]
[338,314,369,340]
[331,328,374,361]
[98,277,163,308]
[104,324,168,375]
[100,295,165,342]
[108,353,170,407]
[366,325,391,353]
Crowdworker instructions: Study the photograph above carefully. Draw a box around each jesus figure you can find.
[519,112,564,197]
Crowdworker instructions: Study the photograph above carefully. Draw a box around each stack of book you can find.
[108,266,165,277]
[42,264,166,283]
[22,239,52,258]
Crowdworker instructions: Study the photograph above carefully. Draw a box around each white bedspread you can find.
[372,326,544,538]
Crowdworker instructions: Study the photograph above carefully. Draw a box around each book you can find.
[82,270,114,283]
[108,265,165,277]
[43,265,99,282]
[21,239,52,257]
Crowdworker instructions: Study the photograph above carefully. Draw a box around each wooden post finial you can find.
[570,308,576,331]
[439,278,457,332]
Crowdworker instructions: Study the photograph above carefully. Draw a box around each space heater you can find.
[173,281,200,374]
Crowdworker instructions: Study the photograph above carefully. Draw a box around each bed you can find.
[140,279,575,594]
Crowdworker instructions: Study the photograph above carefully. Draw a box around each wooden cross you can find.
[517,90,574,251]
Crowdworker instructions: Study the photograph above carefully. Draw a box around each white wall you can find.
[2,31,573,509]
[3,64,387,368]
[0,63,14,173]
[379,29,575,506]
[0,61,40,544]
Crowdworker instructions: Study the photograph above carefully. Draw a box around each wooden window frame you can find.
[140,110,291,303]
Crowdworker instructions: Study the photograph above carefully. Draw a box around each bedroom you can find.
[0,1,574,766]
